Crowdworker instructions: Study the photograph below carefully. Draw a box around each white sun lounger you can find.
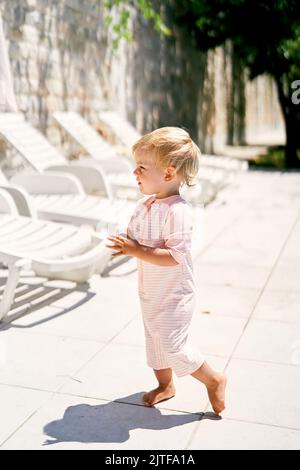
[0,112,140,200]
[0,168,135,238]
[0,189,112,321]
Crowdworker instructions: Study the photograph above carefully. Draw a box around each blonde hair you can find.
[132,127,200,186]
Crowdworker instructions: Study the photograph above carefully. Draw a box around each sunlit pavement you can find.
[0,168,300,449]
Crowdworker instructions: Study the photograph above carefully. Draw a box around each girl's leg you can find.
[143,368,176,407]
[191,361,227,414]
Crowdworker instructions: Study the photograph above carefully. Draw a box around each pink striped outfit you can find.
[127,194,204,377]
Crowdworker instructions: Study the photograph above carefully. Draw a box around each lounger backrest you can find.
[53,112,116,160]
[98,111,141,148]
[0,113,66,171]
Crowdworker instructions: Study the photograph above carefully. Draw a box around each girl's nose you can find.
[133,168,138,175]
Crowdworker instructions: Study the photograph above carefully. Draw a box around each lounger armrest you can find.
[0,188,19,215]
[76,158,138,197]
[46,164,112,198]
[0,184,35,217]
[10,171,85,195]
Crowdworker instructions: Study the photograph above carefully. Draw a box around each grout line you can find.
[234,316,300,326]
[221,416,300,432]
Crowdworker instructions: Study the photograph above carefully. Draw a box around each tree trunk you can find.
[275,74,300,168]
[285,108,299,168]
[227,43,246,146]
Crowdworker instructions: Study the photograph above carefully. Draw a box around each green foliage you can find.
[171,0,300,166]
[104,0,171,50]
[104,0,300,80]
[250,146,300,169]
[172,0,300,80]
[281,24,300,81]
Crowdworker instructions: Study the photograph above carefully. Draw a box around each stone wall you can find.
[0,0,284,173]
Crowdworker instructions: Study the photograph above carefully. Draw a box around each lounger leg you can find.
[0,259,31,321]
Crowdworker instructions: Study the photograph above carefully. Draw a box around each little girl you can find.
[106,127,226,414]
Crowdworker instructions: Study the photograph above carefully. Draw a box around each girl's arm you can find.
[106,235,178,267]
[135,244,178,266]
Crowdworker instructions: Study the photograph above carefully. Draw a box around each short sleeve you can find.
[126,208,134,238]
[126,197,148,239]
[126,209,137,239]
[162,202,193,265]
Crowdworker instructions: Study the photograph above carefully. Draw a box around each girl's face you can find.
[133,150,167,195]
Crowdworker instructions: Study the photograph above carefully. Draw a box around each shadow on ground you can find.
[101,256,137,278]
[43,393,220,446]
[0,271,95,328]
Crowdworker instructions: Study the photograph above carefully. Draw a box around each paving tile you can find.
[253,289,300,323]
[234,319,300,364]
[194,263,270,290]
[199,244,279,268]
[188,314,246,357]
[267,266,300,292]
[199,220,288,268]
[196,284,260,319]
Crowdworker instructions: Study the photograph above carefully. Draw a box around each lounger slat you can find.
[0,222,71,249]
[0,215,91,258]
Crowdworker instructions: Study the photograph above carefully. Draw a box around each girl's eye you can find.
[139,166,145,170]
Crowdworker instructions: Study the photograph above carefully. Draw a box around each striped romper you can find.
[127,194,205,377]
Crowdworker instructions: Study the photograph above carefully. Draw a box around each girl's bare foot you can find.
[143,384,176,407]
[206,373,227,415]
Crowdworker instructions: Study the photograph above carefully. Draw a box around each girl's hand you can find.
[105,235,140,258]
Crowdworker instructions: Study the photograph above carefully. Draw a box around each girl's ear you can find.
[164,166,176,181]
